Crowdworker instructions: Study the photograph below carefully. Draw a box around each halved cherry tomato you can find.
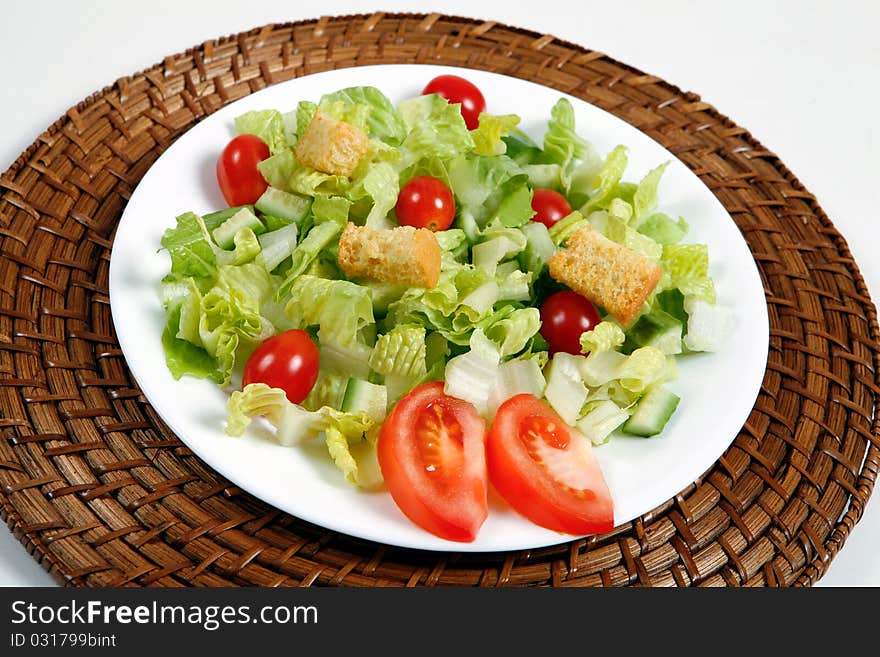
[377,382,488,542]
[242,329,319,404]
[540,290,601,355]
[531,188,572,228]
[422,74,486,130]
[487,394,613,535]
[216,134,270,207]
[395,176,456,231]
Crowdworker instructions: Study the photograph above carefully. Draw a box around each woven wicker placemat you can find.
[1,13,877,587]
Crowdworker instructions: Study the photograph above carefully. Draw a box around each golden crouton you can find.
[294,111,368,177]
[548,226,663,325]
[338,223,441,288]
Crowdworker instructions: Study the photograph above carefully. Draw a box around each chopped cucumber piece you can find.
[212,207,265,248]
[255,186,311,222]
[626,309,683,355]
[341,378,388,424]
[622,386,680,437]
[576,400,629,445]
[204,205,255,230]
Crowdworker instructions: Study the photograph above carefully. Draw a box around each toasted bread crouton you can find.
[294,111,369,176]
[338,223,441,288]
[548,226,663,325]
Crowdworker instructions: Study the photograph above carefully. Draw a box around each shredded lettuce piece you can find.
[637,213,688,245]
[276,222,343,299]
[369,325,427,378]
[662,243,716,303]
[471,113,520,156]
[161,212,217,278]
[543,98,596,191]
[632,162,669,223]
[397,94,475,163]
[616,346,669,393]
[226,383,382,487]
[284,275,374,348]
[580,321,626,356]
[683,297,732,352]
[580,145,628,213]
[234,109,287,154]
[318,86,407,145]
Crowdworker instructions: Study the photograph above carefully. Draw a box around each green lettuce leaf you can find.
[579,321,626,356]
[637,213,688,245]
[471,112,520,156]
[543,98,596,190]
[369,325,427,378]
[319,86,407,145]
[397,94,475,163]
[161,212,217,278]
[633,162,669,222]
[284,275,374,348]
[662,243,716,303]
[226,383,382,488]
[234,109,287,154]
[484,307,541,357]
[162,305,223,383]
[276,222,343,299]
[580,145,628,213]
[311,194,352,224]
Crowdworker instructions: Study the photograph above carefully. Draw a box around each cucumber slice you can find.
[622,386,680,437]
[203,205,255,230]
[341,378,388,424]
[211,207,265,248]
[626,309,683,355]
[255,186,311,222]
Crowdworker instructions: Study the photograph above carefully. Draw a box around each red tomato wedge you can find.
[378,382,488,542]
[487,394,614,535]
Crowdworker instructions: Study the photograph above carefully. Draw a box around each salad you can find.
[158,73,730,543]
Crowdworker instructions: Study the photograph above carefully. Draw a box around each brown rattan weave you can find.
[1,13,877,587]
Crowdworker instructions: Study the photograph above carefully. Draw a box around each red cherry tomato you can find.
[422,75,487,130]
[540,290,602,355]
[487,394,614,535]
[242,329,320,404]
[531,188,573,228]
[395,176,456,232]
[378,382,488,542]
[216,134,270,207]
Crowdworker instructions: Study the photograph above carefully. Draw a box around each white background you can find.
[0,0,877,586]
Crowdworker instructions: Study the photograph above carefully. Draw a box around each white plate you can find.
[108,64,768,552]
